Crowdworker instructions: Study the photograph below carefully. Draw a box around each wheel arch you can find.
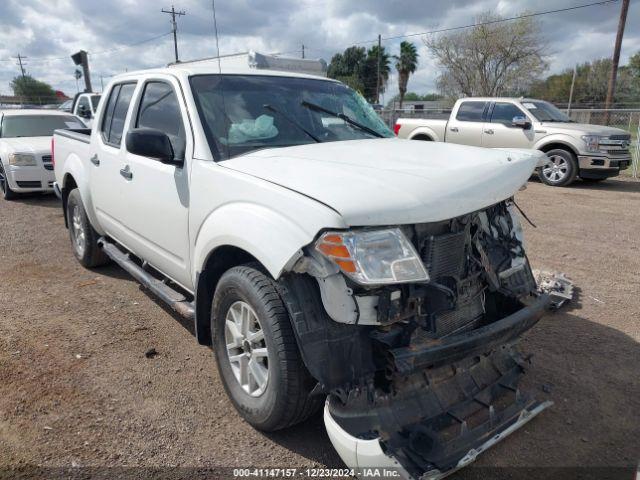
[536,139,579,158]
[194,245,262,346]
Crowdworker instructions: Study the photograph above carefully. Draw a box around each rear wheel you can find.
[211,265,321,431]
[66,189,109,267]
[540,149,578,187]
[0,161,18,200]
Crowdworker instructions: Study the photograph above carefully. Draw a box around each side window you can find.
[109,84,136,146]
[491,103,526,126]
[455,101,487,122]
[135,81,186,160]
[100,83,136,147]
[77,96,90,115]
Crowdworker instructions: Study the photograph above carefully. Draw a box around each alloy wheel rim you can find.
[71,205,86,256]
[224,300,269,397]
[542,155,569,183]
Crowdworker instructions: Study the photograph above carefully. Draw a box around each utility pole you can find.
[301,44,305,59]
[14,53,27,79]
[375,34,381,104]
[604,0,630,119]
[162,5,186,64]
[567,66,577,116]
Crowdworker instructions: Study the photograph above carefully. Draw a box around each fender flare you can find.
[533,134,581,156]
[192,201,336,285]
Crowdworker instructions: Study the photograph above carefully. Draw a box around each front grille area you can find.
[16,181,42,188]
[42,155,53,170]
[419,231,467,281]
[608,134,631,141]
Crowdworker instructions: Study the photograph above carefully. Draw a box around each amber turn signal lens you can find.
[317,243,350,259]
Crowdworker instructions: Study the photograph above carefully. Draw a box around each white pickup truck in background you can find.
[70,92,101,128]
[53,55,552,478]
[395,97,632,186]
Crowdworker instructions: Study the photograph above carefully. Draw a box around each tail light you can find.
[393,122,402,136]
[51,137,55,168]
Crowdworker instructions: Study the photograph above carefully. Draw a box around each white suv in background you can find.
[0,109,85,199]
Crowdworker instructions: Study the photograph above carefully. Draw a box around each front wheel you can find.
[0,161,18,200]
[66,189,109,267]
[539,149,578,187]
[211,265,321,431]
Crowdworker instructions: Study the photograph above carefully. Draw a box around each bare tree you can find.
[425,12,548,97]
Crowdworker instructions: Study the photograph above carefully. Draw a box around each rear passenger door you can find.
[481,102,536,148]
[91,81,137,239]
[445,101,488,146]
[118,77,192,289]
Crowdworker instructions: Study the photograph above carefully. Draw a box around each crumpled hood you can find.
[222,138,543,226]
[541,122,629,137]
[0,136,51,155]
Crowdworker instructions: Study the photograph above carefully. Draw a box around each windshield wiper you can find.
[300,100,384,138]
[263,104,321,143]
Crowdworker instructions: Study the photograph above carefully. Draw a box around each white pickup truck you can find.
[53,57,552,478]
[70,92,101,128]
[395,97,632,186]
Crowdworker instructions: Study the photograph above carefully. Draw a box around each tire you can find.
[211,265,320,431]
[539,149,578,187]
[412,135,433,141]
[0,161,18,200]
[66,189,109,268]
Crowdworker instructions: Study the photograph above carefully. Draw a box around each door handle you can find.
[484,129,494,135]
[119,166,133,180]
[449,127,459,132]
[90,154,100,166]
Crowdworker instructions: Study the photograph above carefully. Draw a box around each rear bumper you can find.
[324,400,553,480]
[53,181,62,199]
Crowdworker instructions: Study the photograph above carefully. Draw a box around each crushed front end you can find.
[282,199,552,479]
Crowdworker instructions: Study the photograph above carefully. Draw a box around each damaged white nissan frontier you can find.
[53,53,552,479]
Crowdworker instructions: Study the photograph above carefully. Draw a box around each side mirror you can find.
[77,105,91,119]
[126,128,178,164]
[512,115,531,129]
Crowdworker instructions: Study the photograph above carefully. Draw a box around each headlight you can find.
[581,135,600,153]
[315,228,429,285]
[8,153,37,166]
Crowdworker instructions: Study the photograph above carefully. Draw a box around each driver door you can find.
[481,102,536,148]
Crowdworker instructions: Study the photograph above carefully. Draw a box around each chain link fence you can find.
[379,107,640,179]
[0,96,66,109]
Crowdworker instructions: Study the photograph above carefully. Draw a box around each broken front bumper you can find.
[324,399,553,480]
[324,294,553,479]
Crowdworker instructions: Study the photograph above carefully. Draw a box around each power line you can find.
[0,31,171,64]
[275,0,619,56]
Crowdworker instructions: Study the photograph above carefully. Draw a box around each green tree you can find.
[528,56,639,106]
[327,45,391,102]
[630,51,640,78]
[10,75,56,104]
[394,41,419,109]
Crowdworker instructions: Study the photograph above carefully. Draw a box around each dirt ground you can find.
[0,177,639,480]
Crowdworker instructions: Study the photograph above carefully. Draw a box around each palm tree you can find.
[394,41,419,109]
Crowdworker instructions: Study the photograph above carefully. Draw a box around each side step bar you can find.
[98,238,195,320]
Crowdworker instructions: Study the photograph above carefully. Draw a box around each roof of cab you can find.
[107,65,339,84]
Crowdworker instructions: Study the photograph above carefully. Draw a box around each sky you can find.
[0,0,638,103]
